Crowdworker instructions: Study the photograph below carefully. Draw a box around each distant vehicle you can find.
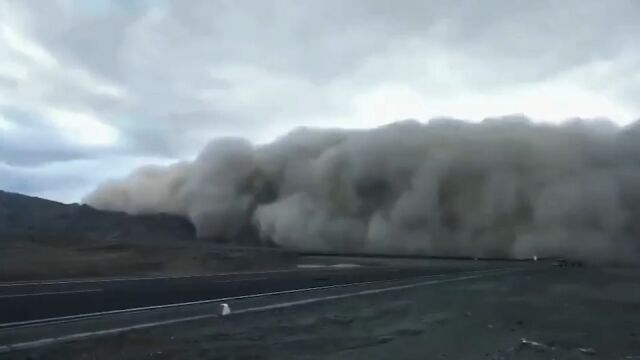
[553,258,584,267]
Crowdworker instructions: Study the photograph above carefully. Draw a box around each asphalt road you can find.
[0,264,486,326]
[21,265,636,360]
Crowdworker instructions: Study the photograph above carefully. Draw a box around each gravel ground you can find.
[0,242,297,281]
[6,266,640,360]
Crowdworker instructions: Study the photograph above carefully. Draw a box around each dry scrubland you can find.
[0,190,294,281]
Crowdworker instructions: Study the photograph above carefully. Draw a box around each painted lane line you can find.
[236,270,517,314]
[0,268,503,328]
[0,268,513,329]
[0,267,373,287]
[0,270,297,287]
[297,264,361,269]
[0,268,521,354]
[0,289,103,299]
[0,276,275,298]
[0,273,439,328]
[204,276,270,283]
[0,313,216,354]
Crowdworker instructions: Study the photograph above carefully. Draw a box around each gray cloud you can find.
[0,108,92,165]
[1,0,639,202]
[0,154,177,203]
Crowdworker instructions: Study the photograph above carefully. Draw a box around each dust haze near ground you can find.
[85,116,640,263]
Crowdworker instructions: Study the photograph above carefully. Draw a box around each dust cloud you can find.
[84,116,640,263]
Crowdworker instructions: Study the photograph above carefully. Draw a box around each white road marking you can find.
[0,289,103,299]
[236,270,515,314]
[297,263,361,269]
[0,268,521,353]
[297,264,327,269]
[206,276,270,283]
[0,267,357,287]
[0,268,503,329]
[0,314,216,354]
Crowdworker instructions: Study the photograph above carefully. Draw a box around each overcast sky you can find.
[1,0,639,203]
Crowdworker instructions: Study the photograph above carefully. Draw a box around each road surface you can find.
[0,263,498,326]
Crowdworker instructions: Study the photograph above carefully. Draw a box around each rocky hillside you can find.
[0,190,196,245]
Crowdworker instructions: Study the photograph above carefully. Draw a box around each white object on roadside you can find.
[217,303,231,316]
[579,348,596,356]
[533,255,538,261]
[520,338,550,352]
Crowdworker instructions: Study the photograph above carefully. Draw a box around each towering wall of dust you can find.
[84,117,640,262]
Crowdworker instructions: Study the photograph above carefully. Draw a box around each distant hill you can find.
[0,190,196,245]
[0,191,297,281]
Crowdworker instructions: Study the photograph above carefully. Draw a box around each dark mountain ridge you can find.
[0,190,196,245]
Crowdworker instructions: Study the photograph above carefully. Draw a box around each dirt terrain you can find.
[0,241,297,281]
[0,191,293,281]
[8,265,640,360]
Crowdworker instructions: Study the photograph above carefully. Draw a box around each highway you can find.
[0,264,492,326]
